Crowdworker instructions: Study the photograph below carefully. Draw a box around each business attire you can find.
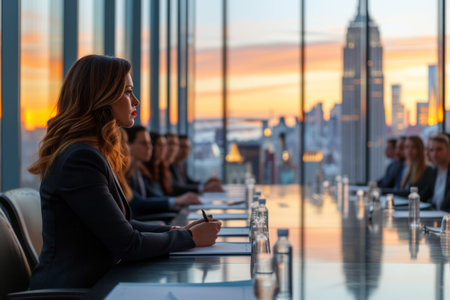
[29,143,194,289]
[377,160,404,188]
[128,169,176,217]
[430,164,450,212]
[170,162,202,194]
[383,165,435,201]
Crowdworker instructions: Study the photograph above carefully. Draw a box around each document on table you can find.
[199,196,246,204]
[189,203,247,211]
[105,281,256,300]
[188,212,248,220]
[424,226,442,233]
[380,196,432,210]
[392,210,449,218]
[218,227,250,236]
[170,242,251,256]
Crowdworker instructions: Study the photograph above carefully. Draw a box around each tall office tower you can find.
[416,102,428,128]
[391,84,405,135]
[427,64,438,125]
[341,0,386,183]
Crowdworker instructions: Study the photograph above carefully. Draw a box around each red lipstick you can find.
[132,111,137,116]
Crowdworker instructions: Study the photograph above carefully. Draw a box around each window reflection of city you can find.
[341,200,382,300]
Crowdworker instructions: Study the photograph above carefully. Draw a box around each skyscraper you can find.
[416,102,428,127]
[391,84,405,135]
[427,64,439,125]
[341,0,386,183]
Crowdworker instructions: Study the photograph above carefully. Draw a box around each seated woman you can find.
[27,55,220,289]
[383,135,434,201]
[123,126,200,217]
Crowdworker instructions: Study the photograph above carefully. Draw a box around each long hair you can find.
[145,132,172,195]
[118,128,133,201]
[401,135,426,188]
[123,125,151,179]
[28,55,132,180]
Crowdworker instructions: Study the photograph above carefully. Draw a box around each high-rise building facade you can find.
[341,1,386,183]
[427,64,438,125]
[391,84,405,135]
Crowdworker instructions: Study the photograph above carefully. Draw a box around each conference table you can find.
[86,184,450,299]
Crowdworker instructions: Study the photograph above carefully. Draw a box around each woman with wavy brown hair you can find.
[384,135,434,200]
[144,132,173,195]
[27,55,220,289]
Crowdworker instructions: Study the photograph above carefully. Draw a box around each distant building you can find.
[391,84,405,135]
[428,65,438,125]
[341,0,386,183]
[416,102,428,127]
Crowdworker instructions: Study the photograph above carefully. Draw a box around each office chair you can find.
[0,208,88,299]
[0,188,42,269]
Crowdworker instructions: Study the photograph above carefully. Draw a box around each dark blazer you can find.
[377,160,404,188]
[128,172,173,217]
[169,162,200,195]
[430,164,450,212]
[29,143,194,289]
[383,165,435,201]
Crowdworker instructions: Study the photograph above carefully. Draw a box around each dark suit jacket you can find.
[29,143,194,289]
[128,172,173,217]
[430,164,450,212]
[383,165,435,201]
[169,162,200,195]
[377,160,404,188]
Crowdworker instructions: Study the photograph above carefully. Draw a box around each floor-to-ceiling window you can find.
[226,0,300,185]
[193,0,223,181]
[20,0,63,188]
[78,0,104,57]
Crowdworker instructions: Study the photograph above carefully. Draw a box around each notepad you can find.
[170,242,251,256]
[189,203,247,211]
[218,227,250,236]
[348,185,369,192]
[105,281,256,300]
[424,225,442,233]
[187,212,249,220]
[392,210,449,218]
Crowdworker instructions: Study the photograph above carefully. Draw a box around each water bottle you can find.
[273,228,292,299]
[408,187,420,228]
[245,177,255,209]
[256,199,269,233]
[251,220,270,276]
[249,194,263,228]
[342,176,349,202]
[253,253,276,300]
[335,175,342,201]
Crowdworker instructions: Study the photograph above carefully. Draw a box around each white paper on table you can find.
[380,196,432,210]
[188,212,248,220]
[218,227,250,236]
[424,226,442,233]
[170,242,251,256]
[392,210,449,218]
[189,203,247,211]
[199,196,246,204]
[105,281,256,300]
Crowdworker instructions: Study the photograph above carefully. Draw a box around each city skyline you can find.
[16,0,444,131]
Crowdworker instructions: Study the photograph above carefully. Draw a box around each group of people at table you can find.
[377,134,450,212]
[26,55,225,290]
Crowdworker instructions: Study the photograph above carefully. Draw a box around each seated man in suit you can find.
[170,135,223,193]
[378,137,406,188]
[428,134,450,212]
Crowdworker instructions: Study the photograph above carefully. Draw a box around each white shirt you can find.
[432,168,447,210]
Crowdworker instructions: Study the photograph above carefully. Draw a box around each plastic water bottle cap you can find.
[253,195,260,202]
[410,186,418,193]
[278,228,289,237]
[258,199,266,205]
[254,191,261,196]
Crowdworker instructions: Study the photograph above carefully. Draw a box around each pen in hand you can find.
[201,209,209,222]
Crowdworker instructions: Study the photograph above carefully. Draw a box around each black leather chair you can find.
[0,188,42,269]
[0,208,88,299]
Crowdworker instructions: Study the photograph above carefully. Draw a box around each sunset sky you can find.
[18,0,445,130]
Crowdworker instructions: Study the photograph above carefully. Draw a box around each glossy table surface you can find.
[86,185,450,299]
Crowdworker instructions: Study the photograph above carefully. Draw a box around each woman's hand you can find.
[189,221,221,247]
[184,216,219,230]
